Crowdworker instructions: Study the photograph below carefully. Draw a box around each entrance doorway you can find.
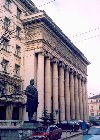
[12,107,19,120]
[0,106,6,120]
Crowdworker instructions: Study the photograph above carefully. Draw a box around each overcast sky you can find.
[33,0,100,96]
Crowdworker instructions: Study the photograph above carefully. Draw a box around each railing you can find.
[0,120,23,128]
[0,121,42,140]
[0,93,26,104]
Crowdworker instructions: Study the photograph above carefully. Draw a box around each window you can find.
[4,17,10,30]
[5,0,11,10]
[2,38,9,51]
[1,59,9,73]
[91,106,94,111]
[16,26,21,38]
[17,7,22,19]
[15,64,20,76]
[91,113,94,116]
[15,45,21,57]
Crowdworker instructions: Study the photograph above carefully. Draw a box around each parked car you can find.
[83,126,100,140]
[71,120,91,129]
[26,125,62,140]
[56,120,80,131]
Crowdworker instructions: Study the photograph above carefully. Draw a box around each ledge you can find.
[22,11,90,65]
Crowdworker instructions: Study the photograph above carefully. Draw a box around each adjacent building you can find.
[88,94,100,116]
[0,0,90,121]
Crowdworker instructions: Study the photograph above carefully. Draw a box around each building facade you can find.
[0,0,89,121]
[88,95,100,116]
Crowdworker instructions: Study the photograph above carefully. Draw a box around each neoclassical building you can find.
[0,0,90,121]
[88,94,100,116]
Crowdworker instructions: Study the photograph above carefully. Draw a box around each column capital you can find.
[51,57,59,64]
[45,53,53,60]
[69,68,75,74]
[73,71,78,77]
[78,74,82,80]
[58,62,65,68]
[34,48,46,56]
[81,76,86,82]
[65,65,70,71]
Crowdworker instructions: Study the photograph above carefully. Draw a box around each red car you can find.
[27,125,62,140]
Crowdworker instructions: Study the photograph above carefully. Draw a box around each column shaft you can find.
[59,65,65,121]
[85,80,89,121]
[82,79,86,121]
[65,67,70,120]
[52,62,59,122]
[37,53,44,120]
[78,75,83,120]
[6,105,13,120]
[45,57,52,113]
[70,71,75,120]
[74,73,80,120]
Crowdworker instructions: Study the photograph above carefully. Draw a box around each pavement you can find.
[60,130,82,140]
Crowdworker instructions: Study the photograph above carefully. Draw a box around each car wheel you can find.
[47,137,50,140]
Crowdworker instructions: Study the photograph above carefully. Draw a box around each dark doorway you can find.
[12,107,19,120]
[0,106,6,120]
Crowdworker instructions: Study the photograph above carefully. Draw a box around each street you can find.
[65,134,83,140]
[59,130,82,140]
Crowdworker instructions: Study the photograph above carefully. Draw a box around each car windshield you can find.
[87,127,100,135]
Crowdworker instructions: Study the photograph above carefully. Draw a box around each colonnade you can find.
[35,50,88,122]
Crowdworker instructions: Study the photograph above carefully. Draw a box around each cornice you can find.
[22,11,90,65]
[19,0,39,13]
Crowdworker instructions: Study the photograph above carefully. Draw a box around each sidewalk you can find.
[60,130,82,140]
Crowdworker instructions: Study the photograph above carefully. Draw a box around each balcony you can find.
[0,92,26,104]
[0,70,9,76]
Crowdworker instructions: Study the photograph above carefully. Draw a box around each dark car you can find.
[56,120,80,132]
[26,125,62,140]
[71,120,91,130]
[75,120,91,129]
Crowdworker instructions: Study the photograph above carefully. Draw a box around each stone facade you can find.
[0,0,89,121]
[88,95,100,116]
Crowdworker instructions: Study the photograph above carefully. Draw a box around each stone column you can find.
[6,105,13,120]
[58,63,65,121]
[34,53,38,87]
[44,54,52,113]
[70,69,75,120]
[52,58,59,122]
[19,107,23,120]
[82,77,86,121]
[37,52,44,120]
[74,72,80,120]
[85,80,89,121]
[65,66,70,120]
[78,74,83,120]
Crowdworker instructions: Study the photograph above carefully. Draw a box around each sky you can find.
[33,0,100,97]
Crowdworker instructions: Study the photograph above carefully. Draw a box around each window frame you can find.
[1,59,9,73]
[15,64,20,76]
[16,26,21,39]
[15,45,21,57]
[4,17,10,30]
[5,0,11,10]
[17,7,22,20]
[2,38,9,52]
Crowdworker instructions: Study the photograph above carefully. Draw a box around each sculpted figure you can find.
[25,79,38,122]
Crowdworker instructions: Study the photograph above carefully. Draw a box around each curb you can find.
[61,131,82,140]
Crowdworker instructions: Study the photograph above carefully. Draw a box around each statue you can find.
[25,79,38,122]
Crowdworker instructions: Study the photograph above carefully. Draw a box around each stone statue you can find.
[25,79,38,122]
